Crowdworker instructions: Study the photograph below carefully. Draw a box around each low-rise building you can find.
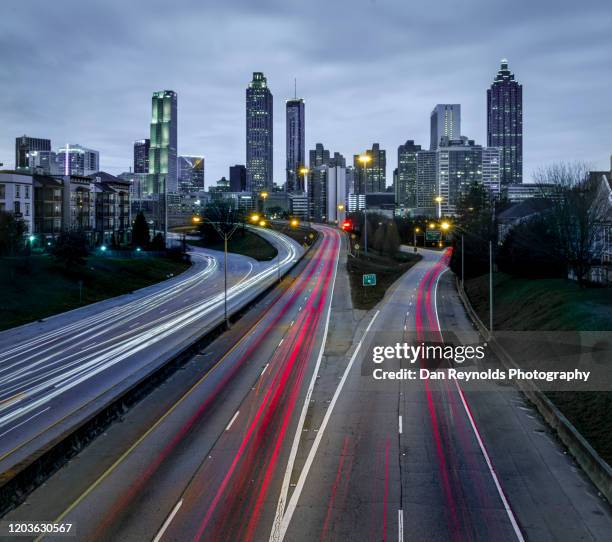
[92,172,131,244]
[0,171,34,233]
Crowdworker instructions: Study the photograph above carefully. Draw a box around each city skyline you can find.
[0,0,610,188]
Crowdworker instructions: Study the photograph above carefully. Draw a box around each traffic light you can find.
[341,219,353,231]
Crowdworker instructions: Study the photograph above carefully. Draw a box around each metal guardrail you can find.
[455,277,612,503]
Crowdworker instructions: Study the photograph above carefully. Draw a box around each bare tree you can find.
[534,162,606,285]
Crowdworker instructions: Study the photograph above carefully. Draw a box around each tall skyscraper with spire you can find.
[285,85,305,193]
[246,72,273,192]
[487,59,523,184]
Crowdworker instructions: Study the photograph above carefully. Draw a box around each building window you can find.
[0,184,5,199]
[25,203,30,216]
[15,184,20,198]
[25,185,30,199]
[14,201,20,214]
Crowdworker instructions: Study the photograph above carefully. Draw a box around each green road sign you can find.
[425,229,441,241]
[362,273,377,286]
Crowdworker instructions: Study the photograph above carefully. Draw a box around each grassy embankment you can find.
[0,254,190,331]
[347,250,422,310]
[185,228,277,261]
[465,273,612,464]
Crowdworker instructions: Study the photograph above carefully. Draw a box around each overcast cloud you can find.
[1,0,611,186]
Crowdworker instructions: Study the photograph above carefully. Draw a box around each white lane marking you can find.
[270,229,341,541]
[398,415,403,434]
[272,309,380,541]
[289,320,294,327]
[453,381,524,541]
[225,411,240,431]
[0,407,50,439]
[433,267,448,333]
[432,261,524,542]
[153,499,183,542]
[260,363,269,377]
[278,339,284,347]
[398,509,404,542]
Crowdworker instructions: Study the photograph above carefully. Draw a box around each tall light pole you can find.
[413,227,420,252]
[299,167,309,225]
[260,191,269,215]
[358,154,372,255]
[489,240,494,338]
[435,195,443,219]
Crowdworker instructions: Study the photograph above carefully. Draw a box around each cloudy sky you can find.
[1,0,610,187]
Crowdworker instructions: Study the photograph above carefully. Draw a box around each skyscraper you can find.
[487,59,523,185]
[229,165,247,192]
[15,136,51,171]
[309,143,330,168]
[148,90,178,196]
[286,97,305,192]
[57,144,99,176]
[354,143,386,193]
[396,140,422,208]
[246,72,273,192]
[430,105,461,150]
[134,139,150,174]
[178,156,205,193]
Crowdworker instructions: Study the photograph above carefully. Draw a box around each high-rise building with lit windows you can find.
[246,72,273,192]
[487,59,522,185]
[133,139,150,174]
[286,98,305,192]
[178,156,205,193]
[353,143,386,193]
[15,136,51,171]
[396,140,421,207]
[430,105,461,150]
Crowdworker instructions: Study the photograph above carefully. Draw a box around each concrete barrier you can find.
[455,276,612,503]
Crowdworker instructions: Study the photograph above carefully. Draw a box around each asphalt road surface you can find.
[3,237,611,542]
[0,227,301,481]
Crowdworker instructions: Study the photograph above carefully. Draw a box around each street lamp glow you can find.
[337,204,345,211]
[259,220,267,227]
[299,167,309,175]
[290,218,299,227]
[100,245,107,251]
[28,235,35,242]
[250,213,260,222]
[136,247,142,252]
[358,154,371,164]
[260,191,269,199]
[192,216,201,223]
[415,227,421,233]
[434,195,443,203]
[441,221,450,230]
[428,222,435,229]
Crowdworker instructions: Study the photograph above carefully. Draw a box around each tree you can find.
[534,162,605,285]
[131,211,150,248]
[52,231,89,268]
[383,222,401,256]
[150,232,166,251]
[497,215,565,278]
[372,223,385,252]
[0,211,27,257]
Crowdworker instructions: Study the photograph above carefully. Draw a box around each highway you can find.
[6,223,342,541]
[3,232,611,541]
[0,227,302,481]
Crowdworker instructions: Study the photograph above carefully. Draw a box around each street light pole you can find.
[224,234,228,328]
[489,240,493,338]
[359,154,371,256]
[461,234,465,289]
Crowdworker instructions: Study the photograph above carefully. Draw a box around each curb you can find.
[455,276,612,504]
